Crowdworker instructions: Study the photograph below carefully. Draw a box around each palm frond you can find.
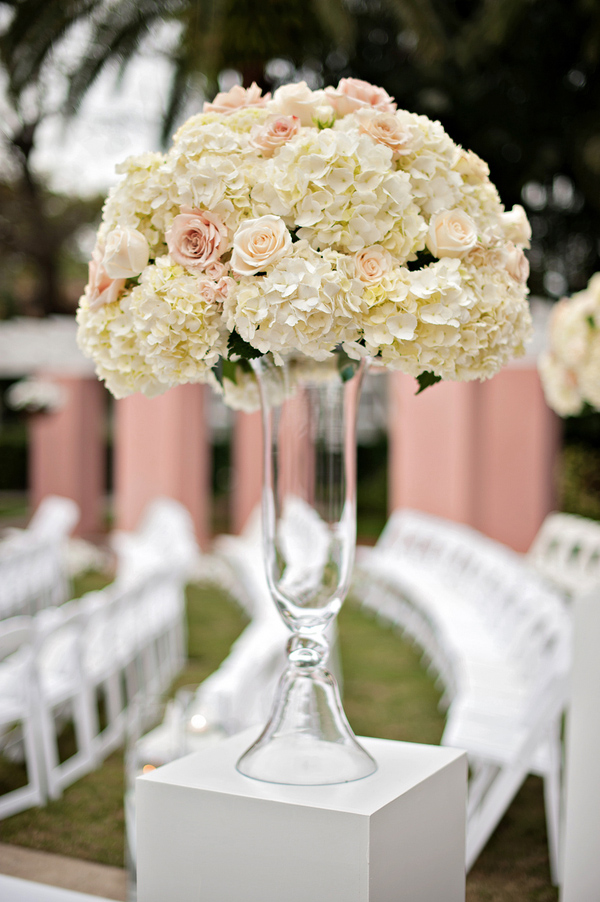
[0,0,100,96]
[452,0,533,68]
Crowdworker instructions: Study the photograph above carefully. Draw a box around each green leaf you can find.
[586,314,597,330]
[406,249,436,271]
[221,358,239,385]
[415,371,442,394]
[336,347,360,382]
[227,330,263,361]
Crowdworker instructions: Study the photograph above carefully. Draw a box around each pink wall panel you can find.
[231,410,262,535]
[30,376,106,537]
[388,366,560,552]
[114,384,210,547]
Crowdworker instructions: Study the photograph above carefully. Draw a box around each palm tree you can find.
[0,0,465,142]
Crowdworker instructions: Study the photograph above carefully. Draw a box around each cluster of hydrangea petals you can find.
[76,77,532,406]
[538,273,600,416]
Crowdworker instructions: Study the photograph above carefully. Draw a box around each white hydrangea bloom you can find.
[223,241,357,362]
[254,126,427,260]
[76,293,166,399]
[102,152,176,255]
[126,257,228,386]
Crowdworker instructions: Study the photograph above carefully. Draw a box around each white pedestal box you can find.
[136,728,467,902]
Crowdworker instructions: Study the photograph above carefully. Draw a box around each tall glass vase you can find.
[236,354,377,785]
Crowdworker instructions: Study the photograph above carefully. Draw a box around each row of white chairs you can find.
[0,566,187,820]
[354,508,573,884]
[0,498,200,821]
[528,510,600,598]
[0,497,79,620]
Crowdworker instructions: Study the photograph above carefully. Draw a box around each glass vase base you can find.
[235,667,377,786]
[236,733,377,785]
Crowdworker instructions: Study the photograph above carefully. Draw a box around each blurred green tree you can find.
[0,85,102,317]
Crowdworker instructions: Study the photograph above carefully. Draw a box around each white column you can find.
[561,592,600,900]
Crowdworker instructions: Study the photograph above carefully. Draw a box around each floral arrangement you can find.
[538,273,600,415]
[76,78,532,408]
[5,377,65,415]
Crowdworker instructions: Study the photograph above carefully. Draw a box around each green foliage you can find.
[559,443,600,522]
[0,421,27,491]
[415,370,442,394]
[226,329,263,361]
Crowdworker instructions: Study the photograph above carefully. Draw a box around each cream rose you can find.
[505,244,530,283]
[166,208,228,274]
[324,77,396,117]
[269,81,327,126]
[357,112,414,159]
[87,245,126,310]
[249,115,301,156]
[103,227,150,279]
[203,82,271,114]
[426,209,478,258]
[501,205,532,248]
[231,216,292,275]
[355,245,393,283]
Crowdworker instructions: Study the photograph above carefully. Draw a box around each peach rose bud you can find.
[87,245,126,311]
[203,82,271,114]
[357,112,414,160]
[355,245,393,282]
[249,115,301,156]
[231,215,292,276]
[167,209,228,274]
[426,209,478,258]
[324,77,396,117]
[103,228,149,279]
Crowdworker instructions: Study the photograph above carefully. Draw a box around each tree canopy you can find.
[1,0,599,304]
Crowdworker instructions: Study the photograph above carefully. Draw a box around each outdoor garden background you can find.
[1,2,600,901]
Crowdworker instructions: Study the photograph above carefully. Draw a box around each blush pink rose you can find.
[203,82,271,114]
[196,279,218,304]
[249,115,301,156]
[204,260,228,280]
[87,245,126,311]
[167,209,228,274]
[324,78,396,117]
[215,276,235,301]
[357,112,414,159]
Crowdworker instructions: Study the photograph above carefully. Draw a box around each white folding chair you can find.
[0,617,46,818]
[528,511,600,597]
[34,606,98,799]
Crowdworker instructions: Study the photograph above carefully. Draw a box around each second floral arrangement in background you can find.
[77,77,532,408]
[539,272,600,416]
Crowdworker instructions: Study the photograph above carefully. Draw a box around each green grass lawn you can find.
[0,580,557,900]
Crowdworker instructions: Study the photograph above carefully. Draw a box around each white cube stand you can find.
[136,728,467,902]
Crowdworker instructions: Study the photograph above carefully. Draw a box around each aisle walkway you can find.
[0,844,126,901]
